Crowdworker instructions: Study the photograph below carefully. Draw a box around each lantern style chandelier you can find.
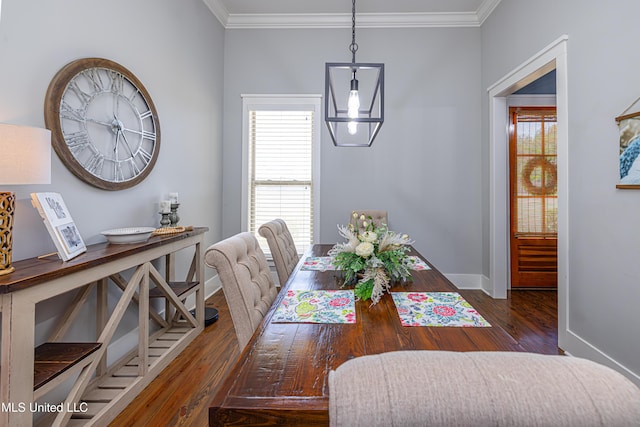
[325,0,384,147]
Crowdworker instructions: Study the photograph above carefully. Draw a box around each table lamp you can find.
[0,123,51,275]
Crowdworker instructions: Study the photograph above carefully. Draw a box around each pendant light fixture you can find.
[325,0,384,147]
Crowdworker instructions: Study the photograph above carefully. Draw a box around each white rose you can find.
[361,231,377,243]
[355,242,374,258]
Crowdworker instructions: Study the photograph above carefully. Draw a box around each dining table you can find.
[209,244,524,426]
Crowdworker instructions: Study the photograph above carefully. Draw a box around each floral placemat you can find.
[408,256,431,271]
[391,292,491,327]
[272,290,356,324]
[300,256,430,271]
[301,256,337,271]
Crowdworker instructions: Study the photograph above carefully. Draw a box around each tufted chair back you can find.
[350,210,388,231]
[204,232,278,349]
[258,219,300,287]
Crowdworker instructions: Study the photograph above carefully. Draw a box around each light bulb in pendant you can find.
[348,89,360,118]
[347,74,359,135]
[348,121,358,135]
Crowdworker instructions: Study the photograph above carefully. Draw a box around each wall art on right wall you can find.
[617,102,640,188]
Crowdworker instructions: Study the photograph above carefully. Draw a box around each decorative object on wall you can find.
[44,58,160,190]
[325,0,384,147]
[0,124,51,275]
[616,97,640,188]
[30,192,86,261]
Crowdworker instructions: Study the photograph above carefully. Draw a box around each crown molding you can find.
[476,0,502,25]
[203,0,501,29]
[225,12,481,30]
[202,0,229,27]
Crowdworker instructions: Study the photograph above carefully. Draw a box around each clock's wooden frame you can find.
[44,58,161,191]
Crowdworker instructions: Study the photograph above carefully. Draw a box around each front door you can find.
[509,107,558,288]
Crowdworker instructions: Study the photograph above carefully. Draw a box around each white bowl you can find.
[101,227,156,244]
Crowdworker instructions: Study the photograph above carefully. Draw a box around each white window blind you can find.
[244,99,319,255]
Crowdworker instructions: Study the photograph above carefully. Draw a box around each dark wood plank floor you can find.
[109,288,559,426]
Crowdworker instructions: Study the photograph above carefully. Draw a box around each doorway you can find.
[509,107,558,288]
[488,35,568,350]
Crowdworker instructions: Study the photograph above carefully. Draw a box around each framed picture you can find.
[31,192,86,261]
[617,110,640,188]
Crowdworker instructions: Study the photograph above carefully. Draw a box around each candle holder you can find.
[159,212,171,228]
[169,203,180,226]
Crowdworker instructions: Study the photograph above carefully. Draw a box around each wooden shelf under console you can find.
[0,227,208,427]
[34,343,102,394]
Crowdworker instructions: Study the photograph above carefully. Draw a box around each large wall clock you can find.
[44,58,160,190]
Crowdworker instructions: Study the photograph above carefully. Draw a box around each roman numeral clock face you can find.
[45,58,160,190]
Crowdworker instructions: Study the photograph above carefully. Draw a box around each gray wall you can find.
[1,0,224,342]
[482,0,640,380]
[222,27,483,275]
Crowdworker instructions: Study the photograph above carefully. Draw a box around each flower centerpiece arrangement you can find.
[328,212,414,305]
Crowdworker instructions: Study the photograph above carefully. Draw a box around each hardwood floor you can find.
[109,288,559,426]
[457,289,561,355]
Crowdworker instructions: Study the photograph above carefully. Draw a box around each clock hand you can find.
[113,126,120,154]
[119,128,136,158]
[114,93,119,119]
[121,127,142,135]
[122,126,155,140]
[86,118,113,127]
[111,114,127,160]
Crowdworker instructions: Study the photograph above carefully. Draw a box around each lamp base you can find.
[0,266,15,276]
[0,191,16,276]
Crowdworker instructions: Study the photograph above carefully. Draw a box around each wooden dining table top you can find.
[209,244,524,427]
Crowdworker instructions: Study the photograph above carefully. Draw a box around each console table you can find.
[0,227,208,426]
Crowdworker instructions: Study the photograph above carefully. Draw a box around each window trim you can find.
[240,94,321,247]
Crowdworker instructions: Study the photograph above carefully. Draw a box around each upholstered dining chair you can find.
[350,210,388,231]
[328,350,640,427]
[204,232,278,349]
[258,219,299,287]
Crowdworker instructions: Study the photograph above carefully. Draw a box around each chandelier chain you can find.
[349,0,358,63]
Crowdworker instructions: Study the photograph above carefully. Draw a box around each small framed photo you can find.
[31,192,86,261]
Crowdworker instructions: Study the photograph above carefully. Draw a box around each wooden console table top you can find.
[0,227,208,294]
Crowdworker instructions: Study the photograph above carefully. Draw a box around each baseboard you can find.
[204,274,222,300]
[562,329,640,387]
[444,273,484,290]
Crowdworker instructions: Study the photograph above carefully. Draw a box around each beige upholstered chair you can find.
[204,232,278,349]
[329,350,640,427]
[350,210,388,231]
[258,219,299,287]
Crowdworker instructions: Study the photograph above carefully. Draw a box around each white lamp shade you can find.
[0,124,51,185]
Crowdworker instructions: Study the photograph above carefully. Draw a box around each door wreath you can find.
[522,157,557,195]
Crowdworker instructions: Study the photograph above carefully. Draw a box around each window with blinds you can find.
[242,96,320,256]
[510,107,558,236]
